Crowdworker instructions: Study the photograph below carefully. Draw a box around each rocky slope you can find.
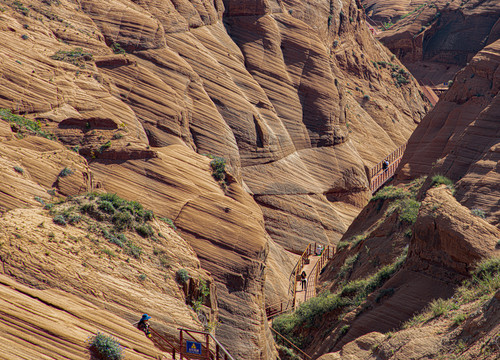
[273,38,500,359]
[0,0,429,358]
[362,0,500,85]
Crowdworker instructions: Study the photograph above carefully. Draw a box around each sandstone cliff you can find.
[0,0,428,358]
[273,37,500,360]
[362,0,500,84]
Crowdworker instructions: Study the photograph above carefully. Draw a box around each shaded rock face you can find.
[313,186,499,358]
[309,41,500,359]
[0,0,428,358]
[398,39,500,225]
[362,0,500,84]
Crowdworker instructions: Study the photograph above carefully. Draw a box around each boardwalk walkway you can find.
[369,144,406,193]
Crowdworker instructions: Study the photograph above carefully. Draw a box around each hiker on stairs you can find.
[138,313,152,338]
[300,271,307,291]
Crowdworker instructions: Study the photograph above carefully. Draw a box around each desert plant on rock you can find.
[89,332,123,360]
[176,268,190,284]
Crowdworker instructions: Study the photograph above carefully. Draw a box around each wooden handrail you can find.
[149,327,183,360]
[369,144,407,193]
[289,243,313,307]
[304,246,333,302]
[270,327,311,360]
[178,328,236,360]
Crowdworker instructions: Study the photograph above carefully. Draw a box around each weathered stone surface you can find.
[0,0,429,358]
[363,0,500,84]
[399,39,500,225]
[0,275,171,360]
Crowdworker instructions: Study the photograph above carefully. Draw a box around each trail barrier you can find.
[147,326,236,360]
[369,143,406,193]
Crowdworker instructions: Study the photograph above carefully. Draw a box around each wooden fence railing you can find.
[304,246,333,302]
[270,327,311,360]
[369,144,406,193]
[289,243,313,307]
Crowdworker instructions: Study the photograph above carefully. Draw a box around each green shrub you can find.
[111,42,125,54]
[210,156,226,182]
[160,217,177,230]
[278,345,301,360]
[371,186,409,201]
[363,94,370,101]
[336,240,349,251]
[98,200,116,214]
[337,254,359,279]
[429,298,453,318]
[453,313,466,325]
[470,208,485,219]
[0,109,56,140]
[53,214,66,226]
[431,175,454,189]
[59,167,73,177]
[112,211,134,230]
[351,234,366,248]
[124,242,142,259]
[396,198,421,224]
[67,214,81,224]
[14,166,24,174]
[339,324,350,335]
[176,269,190,284]
[89,332,123,360]
[99,141,111,153]
[51,48,93,68]
[135,224,153,238]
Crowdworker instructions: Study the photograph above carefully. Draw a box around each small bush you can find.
[53,214,66,226]
[453,313,466,325]
[124,242,142,259]
[67,214,81,224]
[396,198,421,224]
[337,254,359,280]
[89,332,123,360]
[429,298,453,318]
[14,166,24,174]
[431,175,454,189]
[176,268,190,284]
[98,200,116,214]
[59,167,73,177]
[111,42,125,54]
[371,186,409,201]
[210,156,226,182]
[112,211,134,230]
[136,224,153,238]
[470,208,485,219]
[51,48,93,68]
[160,217,177,231]
[339,324,350,335]
[336,240,349,251]
[363,94,370,101]
[21,34,28,40]
[99,141,111,153]
[0,108,56,140]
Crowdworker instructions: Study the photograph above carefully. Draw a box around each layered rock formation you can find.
[293,38,500,359]
[398,38,500,225]
[363,0,500,84]
[0,0,429,358]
